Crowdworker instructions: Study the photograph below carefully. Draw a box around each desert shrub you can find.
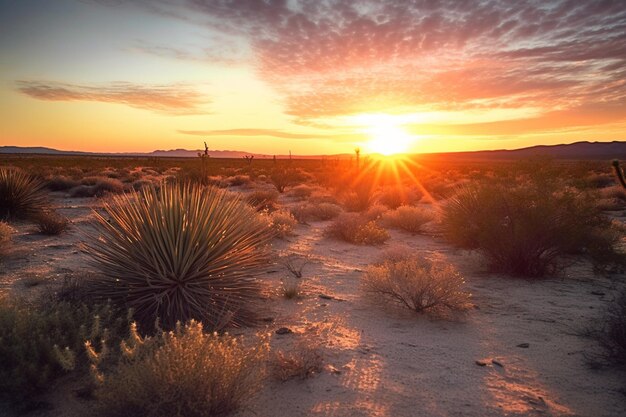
[382,205,434,233]
[34,210,69,235]
[272,342,323,381]
[227,174,251,186]
[0,297,128,409]
[268,209,297,238]
[68,184,96,198]
[269,168,295,193]
[91,320,269,417]
[84,183,273,331]
[280,278,302,299]
[586,173,614,189]
[92,178,126,196]
[325,213,389,245]
[441,181,620,276]
[0,168,48,220]
[363,203,388,221]
[594,291,626,367]
[291,202,342,223]
[0,221,11,259]
[246,189,279,211]
[289,184,313,199]
[362,256,471,315]
[281,254,309,278]
[378,186,418,209]
[46,175,80,191]
[600,185,626,201]
[342,186,375,212]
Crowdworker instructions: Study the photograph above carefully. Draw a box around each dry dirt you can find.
[1,189,625,417]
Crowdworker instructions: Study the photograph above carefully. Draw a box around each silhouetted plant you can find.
[612,160,626,188]
[84,182,273,331]
[0,168,48,220]
[442,181,620,276]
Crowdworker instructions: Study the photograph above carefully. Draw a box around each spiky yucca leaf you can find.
[85,182,272,330]
[0,168,48,220]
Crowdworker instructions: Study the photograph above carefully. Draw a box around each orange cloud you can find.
[17,81,208,115]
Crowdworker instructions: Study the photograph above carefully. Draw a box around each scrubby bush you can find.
[268,209,297,238]
[68,184,95,198]
[595,291,626,367]
[382,205,434,233]
[362,256,471,315]
[290,202,342,223]
[0,168,47,220]
[92,178,126,196]
[289,184,314,199]
[227,174,251,187]
[246,189,279,211]
[91,320,269,417]
[46,175,80,191]
[34,210,69,235]
[84,183,273,331]
[363,203,388,221]
[0,221,11,259]
[441,181,621,276]
[272,342,322,381]
[378,186,418,209]
[325,213,389,245]
[0,297,129,410]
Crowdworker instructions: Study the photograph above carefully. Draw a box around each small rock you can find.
[319,294,334,300]
[591,291,605,296]
[475,360,488,366]
[275,327,293,335]
[261,317,274,323]
[320,303,328,307]
[492,359,504,367]
[517,343,530,348]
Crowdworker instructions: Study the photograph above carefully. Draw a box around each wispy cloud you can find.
[17,80,208,115]
[177,0,626,126]
[179,128,362,141]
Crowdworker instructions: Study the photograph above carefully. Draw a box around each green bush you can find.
[0,168,48,220]
[85,183,273,331]
[91,320,269,417]
[0,297,129,409]
[441,181,621,276]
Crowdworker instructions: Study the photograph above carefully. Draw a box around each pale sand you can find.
[1,190,625,417]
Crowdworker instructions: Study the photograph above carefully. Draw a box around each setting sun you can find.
[361,116,415,156]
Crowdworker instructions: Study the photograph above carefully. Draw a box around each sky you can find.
[0,0,625,155]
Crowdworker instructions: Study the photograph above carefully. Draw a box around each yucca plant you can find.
[0,168,48,220]
[84,182,273,331]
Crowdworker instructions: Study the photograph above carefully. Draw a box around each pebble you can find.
[517,343,530,348]
[275,327,293,335]
[475,360,488,366]
[492,359,504,367]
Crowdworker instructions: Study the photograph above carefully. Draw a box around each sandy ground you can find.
[1,189,625,417]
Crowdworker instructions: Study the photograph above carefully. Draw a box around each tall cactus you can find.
[612,160,626,188]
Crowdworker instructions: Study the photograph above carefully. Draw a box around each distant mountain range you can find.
[2,141,626,160]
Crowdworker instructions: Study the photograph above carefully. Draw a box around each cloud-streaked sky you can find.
[1,0,625,154]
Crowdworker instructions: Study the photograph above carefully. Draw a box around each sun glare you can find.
[359,115,415,156]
